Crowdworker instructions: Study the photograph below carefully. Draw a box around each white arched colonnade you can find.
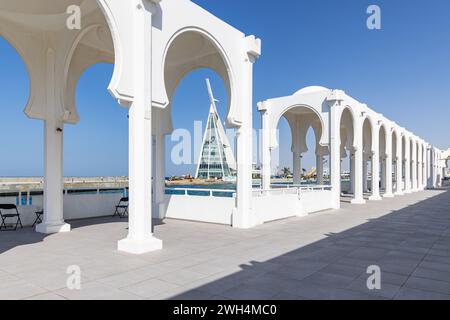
[259,86,445,210]
[0,0,261,254]
[0,1,447,256]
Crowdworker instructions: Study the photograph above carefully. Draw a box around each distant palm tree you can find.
[282,167,292,178]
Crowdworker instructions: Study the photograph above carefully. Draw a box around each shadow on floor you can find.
[0,227,48,255]
[170,188,450,300]
[0,213,164,255]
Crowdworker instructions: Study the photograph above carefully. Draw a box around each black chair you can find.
[113,197,129,218]
[0,204,24,231]
[33,210,44,227]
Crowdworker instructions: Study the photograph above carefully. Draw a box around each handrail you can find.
[253,185,332,198]
[166,187,236,198]
[0,187,128,206]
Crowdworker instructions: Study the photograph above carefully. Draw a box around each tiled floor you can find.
[1,187,450,300]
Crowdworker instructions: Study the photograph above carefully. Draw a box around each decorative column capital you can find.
[327,90,345,106]
[245,35,262,61]
[257,101,269,113]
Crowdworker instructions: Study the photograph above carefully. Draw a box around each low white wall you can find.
[0,196,43,227]
[253,193,300,223]
[163,195,234,225]
[1,188,334,229]
[63,193,123,220]
[300,190,333,214]
[252,189,334,224]
[0,192,123,227]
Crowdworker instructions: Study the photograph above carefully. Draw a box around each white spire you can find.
[195,79,237,180]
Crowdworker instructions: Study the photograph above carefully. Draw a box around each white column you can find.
[363,156,368,192]
[329,100,342,209]
[427,147,433,189]
[36,48,70,234]
[351,117,365,204]
[316,154,324,185]
[395,135,403,195]
[425,146,431,189]
[384,130,394,197]
[369,153,381,200]
[434,152,437,187]
[293,152,302,185]
[350,153,355,195]
[118,1,162,254]
[233,51,258,229]
[412,142,417,191]
[384,159,393,197]
[405,140,411,193]
[155,133,166,219]
[260,109,271,190]
[380,157,386,191]
[418,144,423,190]
[422,146,427,189]
[369,123,381,200]
[37,118,71,234]
[396,138,403,195]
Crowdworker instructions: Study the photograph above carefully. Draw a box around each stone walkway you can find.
[0,187,449,300]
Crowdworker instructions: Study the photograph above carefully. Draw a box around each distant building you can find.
[195,79,236,181]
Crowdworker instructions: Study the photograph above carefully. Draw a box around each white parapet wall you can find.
[63,192,123,220]
[300,189,333,215]
[253,186,334,224]
[163,187,334,226]
[1,187,334,228]
[163,188,235,225]
[0,190,124,227]
[164,195,234,225]
[252,192,300,223]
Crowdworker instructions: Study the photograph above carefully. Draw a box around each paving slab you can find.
[0,188,449,300]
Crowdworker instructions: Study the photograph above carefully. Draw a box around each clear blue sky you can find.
[1,0,450,177]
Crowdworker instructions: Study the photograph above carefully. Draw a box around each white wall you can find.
[163,195,234,225]
[253,193,300,223]
[253,189,334,224]
[0,197,40,227]
[1,189,334,229]
[300,190,333,214]
[63,193,123,220]
[0,192,123,227]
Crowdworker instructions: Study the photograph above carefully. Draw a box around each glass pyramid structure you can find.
[195,79,236,181]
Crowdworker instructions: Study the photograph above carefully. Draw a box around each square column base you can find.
[157,203,167,220]
[368,195,382,201]
[36,222,71,234]
[395,191,404,196]
[118,236,162,255]
[232,208,259,229]
[350,198,366,205]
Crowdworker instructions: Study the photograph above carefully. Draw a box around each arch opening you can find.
[65,62,128,178]
[274,105,327,186]
[0,36,41,178]
[379,125,388,194]
[402,135,407,191]
[165,68,232,182]
[339,108,355,198]
[163,30,233,126]
[64,18,116,124]
[391,131,400,193]
[362,117,373,195]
